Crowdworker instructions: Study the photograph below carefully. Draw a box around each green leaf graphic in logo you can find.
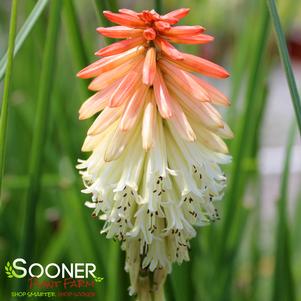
[5,261,22,279]
[5,262,14,278]
[93,276,104,283]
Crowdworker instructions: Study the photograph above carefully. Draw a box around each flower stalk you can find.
[0,0,18,200]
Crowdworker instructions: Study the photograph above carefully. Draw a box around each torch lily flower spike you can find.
[77,7,233,300]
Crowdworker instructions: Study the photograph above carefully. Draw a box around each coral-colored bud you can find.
[103,10,146,28]
[154,21,171,31]
[162,8,190,22]
[143,28,156,40]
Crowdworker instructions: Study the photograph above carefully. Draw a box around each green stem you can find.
[0,0,49,81]
[107,0,118,12]
[94,0,115,45]
[155,0,162,14]
[0,0,18,200]
[63,0,90,99]
[227,0,258,126]
[217,2,270,262]
[19,0,61,264]
[106,241,121,301]
[272,122,297,301]
[63,0,89,68]
[267,0,301,135]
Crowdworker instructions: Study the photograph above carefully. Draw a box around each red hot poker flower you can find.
[77,8,233,300]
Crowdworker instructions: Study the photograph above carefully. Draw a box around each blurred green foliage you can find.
[0,0,300,300]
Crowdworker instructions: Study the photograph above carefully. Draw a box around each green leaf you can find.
[0,0,49,81]
[271,122,297,301]
[93,0,115,45]
[62,0,90,99]
[6,271,13,278]
[216,0,270,262]
[94,276,104,283]
[267,0,301,135]
[4,261,15,278]
[17,0,62,291]
[106,242,121,301]
[0,0,18,200]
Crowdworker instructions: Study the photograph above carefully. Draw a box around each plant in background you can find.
[77,8,232,300]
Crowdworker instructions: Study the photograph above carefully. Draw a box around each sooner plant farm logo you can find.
[4,258,104,298]
[4,259,103,280]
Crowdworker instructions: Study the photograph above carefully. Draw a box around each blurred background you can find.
[0,0,301,300]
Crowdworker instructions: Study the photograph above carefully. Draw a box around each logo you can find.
[4,258,104,299]
[4,258,103,281]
